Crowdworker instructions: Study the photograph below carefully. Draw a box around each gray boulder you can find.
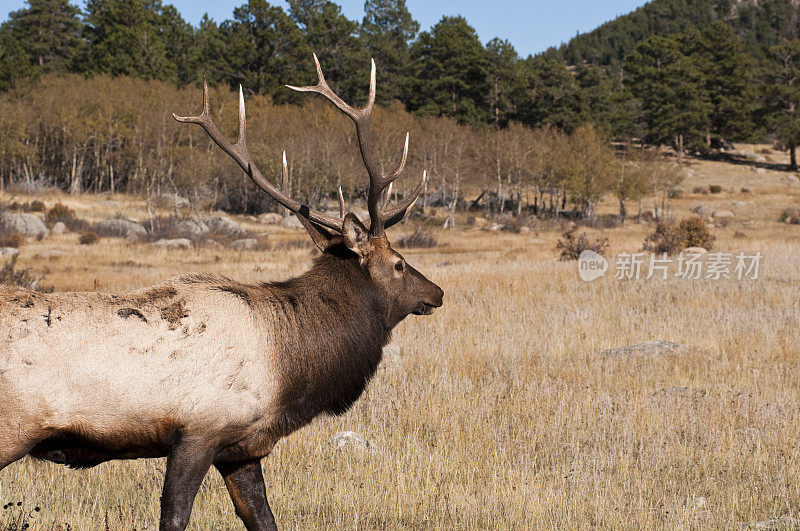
[598,340,688,358]
[743,516,800,530]
[258,212,284,225]
[382,344,402,367]
[683,247,708,255]
[36,250,66,258]
[207,215,245,237]
[783,175,800,186]
[280,215,303,230]
[328,431,379,454]
[176,218,209,237]
[153,193,190,210]
[0,213,49,237]
[152,238,192,249]
[0,247,19,257]
[712,209,735,218]
[51,221,67,234]
[692,205,709,215]
[97,218,146,240]
[230,238,259,250]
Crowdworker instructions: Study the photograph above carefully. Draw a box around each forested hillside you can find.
[559,0,800,67]
[0,0,798,219]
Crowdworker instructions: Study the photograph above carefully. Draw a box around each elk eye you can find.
[394,261,404,273]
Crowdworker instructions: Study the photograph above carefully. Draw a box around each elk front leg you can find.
[0,415,39,471]
[159,434,216,531]
[0,441,32,471]
[216,459,277,531]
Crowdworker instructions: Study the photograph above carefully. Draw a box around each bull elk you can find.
[0,55,443,530]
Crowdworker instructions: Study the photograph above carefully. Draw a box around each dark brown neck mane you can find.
[263,245,391,433]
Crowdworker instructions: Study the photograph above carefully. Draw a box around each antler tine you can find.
[289,54,419,238]
[388,132,410,181]
[237,85,246,147]
[173,81,344,233]
[338,186,345,218]
[366,58,376,113]
[382,182,393,210]
[281,151,289,193]
[172,78,210,125]
[286,54,363,123]
[381,170,426,230]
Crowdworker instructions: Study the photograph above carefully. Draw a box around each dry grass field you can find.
[2,152,800,529]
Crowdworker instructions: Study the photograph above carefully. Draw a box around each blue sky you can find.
[1,0,648,57]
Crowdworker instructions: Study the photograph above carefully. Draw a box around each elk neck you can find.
[260,246,391,427]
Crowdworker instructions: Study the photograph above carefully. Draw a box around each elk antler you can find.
[172,80,345,233]
[287,54,425,238]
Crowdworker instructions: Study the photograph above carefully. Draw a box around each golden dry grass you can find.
[2,154,800,529]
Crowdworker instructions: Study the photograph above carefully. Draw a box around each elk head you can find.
[173,55,443,328]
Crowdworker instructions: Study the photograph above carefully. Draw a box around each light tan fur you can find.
[0,276,285,463]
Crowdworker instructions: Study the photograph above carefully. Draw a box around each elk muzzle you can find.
[412,284,444,315]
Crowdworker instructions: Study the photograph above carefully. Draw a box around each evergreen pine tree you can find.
[764,40,800,169]
[408,16,489,126]
[626,35,711,161]
[361,0,419,104]
[485,38,524,126]
[3,0,84,73]
[288,0,368,103]
[218,1,310,100]
[80,0,185,82]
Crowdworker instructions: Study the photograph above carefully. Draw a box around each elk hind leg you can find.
[216,459,277,531]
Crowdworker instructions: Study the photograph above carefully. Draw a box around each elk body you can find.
[0,56,443,530]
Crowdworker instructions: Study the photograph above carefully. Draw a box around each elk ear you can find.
[295,213,336,252]
[342,213,372,258]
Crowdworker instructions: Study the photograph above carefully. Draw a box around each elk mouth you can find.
[412,303,438,316]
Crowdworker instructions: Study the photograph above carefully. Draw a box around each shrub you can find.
[0,229,23,248]
[397,230,437,248]
[680,216,715,249]
[79,231,100,245]
[23,200,45,213]
[643,216,715,255]
[668,188,683,199]
[274,237,311,250]
[0,255,51,292]
[594,214,620,229]
[709,185,723,194]
[556,227,609,261]
[780,208,800,224]
[45,202,92,232]
[45,202,75,224]
[643,222,685,254]
[504,217,522,233]
[740,187,751,194]
[692,186,705,194]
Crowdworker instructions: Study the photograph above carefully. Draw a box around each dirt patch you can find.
[117,308,147,323]
[160,300,188,330]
